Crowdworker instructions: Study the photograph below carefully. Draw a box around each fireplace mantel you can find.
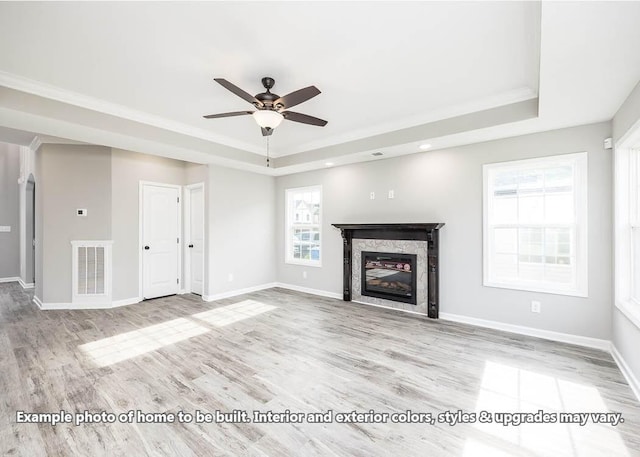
[332,223,444,318]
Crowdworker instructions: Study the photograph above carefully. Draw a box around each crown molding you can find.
[0,70,263,155]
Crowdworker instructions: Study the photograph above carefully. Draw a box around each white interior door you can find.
[188,185,204,295]
[142,184,180,299]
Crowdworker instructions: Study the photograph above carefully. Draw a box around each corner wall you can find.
[0,142,20,279]
[206,165,276,298]
[276,122,613,340]
[38,144,112,303]
[612,79,640,395]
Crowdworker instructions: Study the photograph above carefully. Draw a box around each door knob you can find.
[144,246,150,250]
[188,244,194,248]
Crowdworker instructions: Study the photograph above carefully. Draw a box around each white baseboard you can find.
[112,297,142,308]
[274,282,342,300]
[440,312,611,351]
[610,343,640,403]
[203,282,278,302]
[37,297,141,310]
[18,278,34,289]
[0,277,20,284]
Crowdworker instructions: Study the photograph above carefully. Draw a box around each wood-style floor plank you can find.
[0,282,639,456]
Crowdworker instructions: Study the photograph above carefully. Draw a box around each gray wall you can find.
[276,122,613,340]
[39,144,112,303]
[208,165,275,296]
[0,142,20,278]
[613,80,640,143]
[111,149,187,300]
[612,78,640,387]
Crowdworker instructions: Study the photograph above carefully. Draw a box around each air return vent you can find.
[71,241,113,305]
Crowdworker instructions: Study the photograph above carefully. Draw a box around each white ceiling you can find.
[0,1,639,175]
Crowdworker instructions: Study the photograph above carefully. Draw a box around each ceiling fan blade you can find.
[261,127,274,136]
[274,86,321,109]
[203,111,253,119]
[282,111,328,127]
[214,78,264,107]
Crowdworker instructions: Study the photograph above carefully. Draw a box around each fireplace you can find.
[332,223,444,318]
[361,252,417,305]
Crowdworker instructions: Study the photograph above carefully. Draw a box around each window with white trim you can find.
[631,149,640,304]
[483,153,588,296]
[285,185,322,266]
[615,140,640,329]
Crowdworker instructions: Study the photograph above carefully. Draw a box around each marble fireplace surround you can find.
[332,224,445,319]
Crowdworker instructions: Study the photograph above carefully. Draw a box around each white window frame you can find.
[483,152,588,297]
[615,123,640,329]
[285,185,322,267]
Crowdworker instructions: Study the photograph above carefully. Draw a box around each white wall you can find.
[0,142,20,279]
[276,122,613,340]
[207,165,276,298]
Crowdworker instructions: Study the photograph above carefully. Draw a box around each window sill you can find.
[483,280,587,298]
[285,259,322,268]
[615,300,640,331]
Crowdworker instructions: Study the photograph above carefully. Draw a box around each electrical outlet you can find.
[302,271,307,279]
[531,300,541,313]
[228,273,234,282]
[388,190,395,199]
[370,191,375,200]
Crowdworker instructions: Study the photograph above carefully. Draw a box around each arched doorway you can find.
[25,174,35,285]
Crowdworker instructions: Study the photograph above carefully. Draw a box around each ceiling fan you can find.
[203,77,327,136]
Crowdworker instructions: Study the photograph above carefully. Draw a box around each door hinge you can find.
[177,237,179,244]
[177,278,179,284]
[177,197,180,203]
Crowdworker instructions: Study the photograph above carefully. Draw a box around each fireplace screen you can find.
[361,251,417,305]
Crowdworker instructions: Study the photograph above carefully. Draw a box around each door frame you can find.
[139,181,183,300]
[184,182,205,295]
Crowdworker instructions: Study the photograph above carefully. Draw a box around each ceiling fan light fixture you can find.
[253,110,284,129]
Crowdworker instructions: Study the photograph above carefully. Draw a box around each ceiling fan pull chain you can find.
[266,136,270,168]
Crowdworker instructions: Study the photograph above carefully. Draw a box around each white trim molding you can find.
[203,283,278,302]
[0,277,21,284]
[274,282,342,300]
[18,278,34,289]
[440,312,610,351]
[36,296,141,310]
[610,343,640,403]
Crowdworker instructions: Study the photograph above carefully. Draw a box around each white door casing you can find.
[141,183,181,299]
[186,183,205,295]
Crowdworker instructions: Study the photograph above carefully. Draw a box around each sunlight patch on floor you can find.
[192,300,277,327]
[79,317,209,367]
[79,300,277,367]
[464,361,630,457]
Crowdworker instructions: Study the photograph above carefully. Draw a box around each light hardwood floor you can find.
[1,282,639,456]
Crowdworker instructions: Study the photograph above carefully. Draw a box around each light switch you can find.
[0,226,10,232]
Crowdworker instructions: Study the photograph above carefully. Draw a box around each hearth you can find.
[362,251,417,305]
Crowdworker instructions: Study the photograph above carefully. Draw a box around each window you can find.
[631,149,640,304]
[483,153,588,296]
[285,185,322,266]
[615,138,640,328]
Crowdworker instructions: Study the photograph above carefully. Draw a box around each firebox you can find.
[361,251,417,305]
